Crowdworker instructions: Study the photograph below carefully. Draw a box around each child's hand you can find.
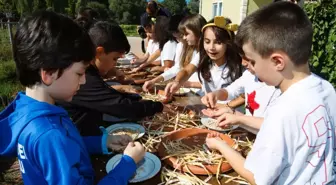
[124,142,146,164]
[202,107,234,118]
[164,81,181,98]
[150,66,162,72]
[201,108,218,117]
[205,133,227,151]
[217,113,240,127]
[201,91,220,109]
[143,80,155,92]
[106,135,133,152]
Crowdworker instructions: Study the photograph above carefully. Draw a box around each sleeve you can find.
[33,130,95,185]
[244,112,290,185]
[98,155,137,185]
[161,41,177,62]
[71,70,164,119]
[190,51,200,67]
[34,130,136,185]
[145,40,153,55]
[81,127,111,155]
[225,71,248,100]
[161,43,183,81]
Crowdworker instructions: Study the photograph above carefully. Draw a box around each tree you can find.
[33,0,47,12]
[162,0,186,15]
[0,0,15,13]
[76,0,88,13]
[109,0,146,24]
[87,1,111,20]
[187,0,199,14]
[13,0,33,15]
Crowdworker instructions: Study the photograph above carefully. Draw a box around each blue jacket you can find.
[0,92,136,185]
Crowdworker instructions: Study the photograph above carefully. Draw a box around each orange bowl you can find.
[157,128,234,175]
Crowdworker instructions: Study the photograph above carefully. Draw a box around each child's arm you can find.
[202,73,246,108]
[227,94,245,108]
[34,130,137,185]
[146,49,161,63]
[72,72,163,119]
[206,135,257,185]
[133,50,161,71]
[150,59,174,72]
[183,81,202,89]
[165,63,198,96]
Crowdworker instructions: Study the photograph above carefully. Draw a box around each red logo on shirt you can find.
[246,91,260,115]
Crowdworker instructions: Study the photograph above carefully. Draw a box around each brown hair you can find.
[198,18,243,83]
[179,14,207,68]
[236,1,312,66]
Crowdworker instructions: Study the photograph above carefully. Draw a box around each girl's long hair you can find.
[178,14,207,68]
[197,18,243,84]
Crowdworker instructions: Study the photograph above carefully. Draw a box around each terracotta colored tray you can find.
[158,128,235,175]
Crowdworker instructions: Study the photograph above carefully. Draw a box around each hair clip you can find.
[201,16,238,38]
[151,17,156,24]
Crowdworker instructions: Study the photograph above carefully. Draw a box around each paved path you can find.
[127,36,145,57]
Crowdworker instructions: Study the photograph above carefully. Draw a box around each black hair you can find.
[198,18,243,84]
[153,16,177,50]
[236,1,312,66]
[13,11,95,87]
[169,14,185,34]
[141,14,155,29]
[88,21,130,54]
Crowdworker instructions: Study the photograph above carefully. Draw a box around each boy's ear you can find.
[96,47,105,57]
[270,52,285,71]
[40,69,58,86]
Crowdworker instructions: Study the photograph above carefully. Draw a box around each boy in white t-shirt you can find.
[202,59,281,133]
[205,2,336,185]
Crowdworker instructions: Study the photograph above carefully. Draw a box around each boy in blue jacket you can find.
[0,11,145,185]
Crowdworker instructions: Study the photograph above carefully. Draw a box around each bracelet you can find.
[226,103,235,114]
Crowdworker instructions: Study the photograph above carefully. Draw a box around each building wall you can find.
[222,0,241,24]
[200,0,214,21]
[247,0,272,15]
[200,0,241,23]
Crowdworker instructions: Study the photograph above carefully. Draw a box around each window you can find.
[218,2,222,16]
[212,3,218,18]
[212,2,223,17]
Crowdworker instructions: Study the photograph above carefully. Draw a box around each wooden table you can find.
[92,89,254,185]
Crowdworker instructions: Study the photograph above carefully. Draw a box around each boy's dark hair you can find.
[88,21,130,54]
[236,1,312,66]
[13,11,95,87]
[153,16,177,50]
[198,18,243,84]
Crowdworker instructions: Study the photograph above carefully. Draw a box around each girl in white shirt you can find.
[164,16,243,97]
[132,16,161,64]
[142,14,207,91]
[135,15,182,72]
[198,17,243,94]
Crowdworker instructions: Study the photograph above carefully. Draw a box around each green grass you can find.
[120,24,138,37]
[0,60,22,111]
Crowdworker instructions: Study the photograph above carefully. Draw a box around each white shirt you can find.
[225,70,281,117]
[245,74,336,185]
[161,43,200,82]
[201,63,231,94]
[146,39,161,61]
[160,40,177,66]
